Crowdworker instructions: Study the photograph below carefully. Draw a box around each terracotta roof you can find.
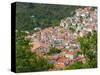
[31,39,48,52]
[47,56,54,60]
[57,57,71,63]
[54,63,65,69]
[58,53,65,57]
[56,46,64,50]
[32,45,48,52]
[65,51,75,55]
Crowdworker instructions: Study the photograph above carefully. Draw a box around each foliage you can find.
[16,31,53,72]
[65,61,91,70]
[69,26,76,32]
[79,31,97,68]
[65,61,84,70]
[47,47,61,55]
[65,31,97,70]
[16,2,81,31]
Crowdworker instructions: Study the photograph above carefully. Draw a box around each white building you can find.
[65,52,75,59]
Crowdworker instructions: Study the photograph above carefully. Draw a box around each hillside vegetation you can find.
[16,2,82,31]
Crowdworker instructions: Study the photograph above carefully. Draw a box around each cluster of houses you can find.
[26,7,97,70]
[60,7,97,37]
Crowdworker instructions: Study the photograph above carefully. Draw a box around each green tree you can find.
[79,31,97,68]
[16,2,81,31]
[16,31,53,72]
[47,47,61,55]
[64,61,84,70]
[65,31,97,70]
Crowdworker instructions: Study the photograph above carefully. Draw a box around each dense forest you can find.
[16,2,82,32]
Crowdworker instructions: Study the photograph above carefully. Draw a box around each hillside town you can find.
[25,7,97,70]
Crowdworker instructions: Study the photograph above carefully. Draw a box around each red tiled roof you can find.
[32,45,48,53]
[31,39,48,52]
[65,52,75,55]
[56,46,64,49]
[47,56,54,60]
[57,57,71,62]
[54,63,65,69]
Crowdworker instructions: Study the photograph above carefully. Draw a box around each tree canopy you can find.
[65,31,97,70]
[47,47,61,55]
[16,2,82,31]
[16,31,53,72]
[79,31,97,68]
